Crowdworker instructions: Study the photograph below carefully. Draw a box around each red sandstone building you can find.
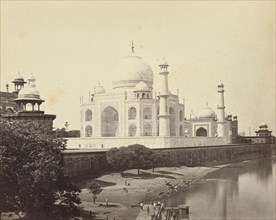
[237,123,274,144]
[0,74,55,130]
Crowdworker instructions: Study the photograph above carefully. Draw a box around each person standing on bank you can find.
[140,202,144,210]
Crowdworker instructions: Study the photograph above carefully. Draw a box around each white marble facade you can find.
[68,46,238,149]
[80,49,184,140]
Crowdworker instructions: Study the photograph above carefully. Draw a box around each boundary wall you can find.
[65,136,226,149]
[62,143,275,178]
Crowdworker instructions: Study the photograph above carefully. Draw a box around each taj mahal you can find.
[67,44,238,149]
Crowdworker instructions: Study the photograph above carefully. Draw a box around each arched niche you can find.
[101,106,119,137]
[85,125,93,137]
[179,125,184,136]
[85,109,92,121]
[143,107,152,119]
[143,123,152,136]
[179,110,183,121]
[196,127,208,137]
[169,107,176,136]
[128,107,136,120]
[128,124,137,136]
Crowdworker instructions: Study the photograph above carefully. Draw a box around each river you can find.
[167,156,276,219]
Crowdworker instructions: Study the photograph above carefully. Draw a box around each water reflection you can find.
[167,157,276,219]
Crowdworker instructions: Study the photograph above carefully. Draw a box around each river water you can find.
[167,156,276,219]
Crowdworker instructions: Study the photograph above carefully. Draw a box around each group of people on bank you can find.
[140,201,164,220]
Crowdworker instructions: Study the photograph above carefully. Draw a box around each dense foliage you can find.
[54,128,80,138]
[106,144,154,175]
[106,147,131,172]
[127,144,155,175]
[0,119,81,219]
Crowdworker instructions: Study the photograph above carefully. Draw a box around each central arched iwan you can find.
[101,106,119,137]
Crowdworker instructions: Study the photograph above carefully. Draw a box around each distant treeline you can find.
[54,128,80,137]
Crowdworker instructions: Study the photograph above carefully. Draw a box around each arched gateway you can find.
[196,127,208,137]
[101,106,119,137]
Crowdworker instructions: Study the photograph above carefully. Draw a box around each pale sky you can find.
[1,1,275,135]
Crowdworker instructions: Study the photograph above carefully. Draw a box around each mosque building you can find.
[67,44,238,149]
[237,123,274,144]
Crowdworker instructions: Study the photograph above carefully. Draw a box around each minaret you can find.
[131,40,135,53]
[158,59,170,136]
[217,83,225,137]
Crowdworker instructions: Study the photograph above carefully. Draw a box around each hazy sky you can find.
[1,1,275,135]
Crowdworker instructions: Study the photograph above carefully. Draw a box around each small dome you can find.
[259,122,268,129]
[15,77,43,101]
[112,53,154,90]
[160,58,168,66]
[94,85,106,94]
[198,103,216,118]
[17,87,41,100]
[16,72,24,80]
[12,72,26,83]
[190,110,197,119]
[134,81,151,92]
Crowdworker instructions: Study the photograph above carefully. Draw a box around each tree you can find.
[54,128,80,138]
[88,180,102,204]
[54,127,69,137]
[127,144,154,175]
[106,147,131,173]
[0,118,81,219]
[152,152,173,171]
[106,145,154,175]
[152,153,167,172]
[238,132,246,136]
[67,130,80,137]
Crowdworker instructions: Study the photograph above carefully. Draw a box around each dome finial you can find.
[162,57,168,65]
[17,71,23,78]
[131,40,135,53]
[28,74,36,88]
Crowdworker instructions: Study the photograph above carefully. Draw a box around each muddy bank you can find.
[79,165,228,219]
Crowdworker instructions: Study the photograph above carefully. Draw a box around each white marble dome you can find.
[17,86,41,100]
[198,104,216,118]
[134,81,151,91]
[94,85,106,94]
[16,78,43,101]
[190,110,197,119]
[112,53,154,90]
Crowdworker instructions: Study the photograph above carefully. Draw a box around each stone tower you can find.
[217,83,225,137]
[158,59,170,136]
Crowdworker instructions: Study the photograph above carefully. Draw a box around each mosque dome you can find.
[198,103,216,118]
[134,81,151,92]
[259,122,268,129]
[112,52,154,90]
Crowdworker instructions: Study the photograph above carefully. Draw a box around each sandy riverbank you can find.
[78,164,228,219]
